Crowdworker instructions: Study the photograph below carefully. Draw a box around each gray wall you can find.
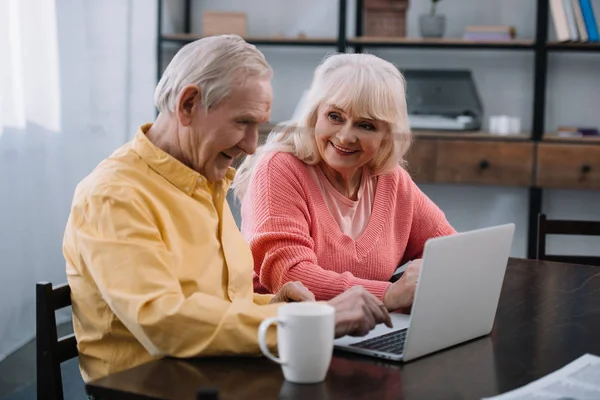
[163,0,600,258]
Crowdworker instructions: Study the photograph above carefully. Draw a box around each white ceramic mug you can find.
[258,302,335,384]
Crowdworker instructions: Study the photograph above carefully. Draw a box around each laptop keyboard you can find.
[349,328,408,355]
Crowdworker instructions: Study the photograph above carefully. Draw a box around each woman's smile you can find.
[329,141,360,155]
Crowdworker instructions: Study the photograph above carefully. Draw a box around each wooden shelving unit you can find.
[157,0,600,258]
[347,37,535,49]
[161,33,338,46]
[546,41,600,52]
[411,131,531,141]
[258,124,531,141]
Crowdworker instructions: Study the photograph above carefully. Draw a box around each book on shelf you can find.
[571,0,589,41]
[580,0,599,41]
[551,0,599,42]
[556,125,599,137]
[563,0,580,41]
[462,25,516,41]
[551,0,571,41]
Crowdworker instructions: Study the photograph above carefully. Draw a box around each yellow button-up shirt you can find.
[63,124,279,382]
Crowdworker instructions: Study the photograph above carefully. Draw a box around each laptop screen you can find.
[402,69,483,118]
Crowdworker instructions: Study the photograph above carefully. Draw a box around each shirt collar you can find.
[132,123,236,196]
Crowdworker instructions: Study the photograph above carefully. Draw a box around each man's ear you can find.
[176,84,201,126]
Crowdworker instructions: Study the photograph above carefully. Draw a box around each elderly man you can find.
[63,34,392,382]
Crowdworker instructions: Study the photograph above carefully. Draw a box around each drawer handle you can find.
[581,164,591,174]
[479,160,490,170]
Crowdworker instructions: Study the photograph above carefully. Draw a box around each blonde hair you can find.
[154,35,272,112]
[232,52,412,202]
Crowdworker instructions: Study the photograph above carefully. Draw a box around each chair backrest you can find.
[537,214,600,266]
[36,282,78,400]
[196,387,219,399]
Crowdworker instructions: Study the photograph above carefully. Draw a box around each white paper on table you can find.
[482,354,600,400]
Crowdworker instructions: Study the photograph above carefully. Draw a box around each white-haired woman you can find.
[233,53,456,312]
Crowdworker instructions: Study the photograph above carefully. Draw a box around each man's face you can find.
[180,77,273,182]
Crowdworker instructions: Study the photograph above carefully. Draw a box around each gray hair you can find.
[233,52,412,202]
[154,35,272,112]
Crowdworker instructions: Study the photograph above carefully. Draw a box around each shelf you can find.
[161,34,600,52]
[347,37,535,50]
[543,133,600,144]
[261,127,600,144]
[258,124,530,141]
[161,34,338,47]
[413,130,531,141]
[546,42,600,52]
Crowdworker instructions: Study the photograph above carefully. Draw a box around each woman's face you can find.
[314,103,387,177]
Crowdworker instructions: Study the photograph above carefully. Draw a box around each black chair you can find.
[196,387,219,399]
[36,282,78,400]
[537,213,600,266]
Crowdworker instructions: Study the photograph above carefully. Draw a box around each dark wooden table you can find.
[86,258,600,400]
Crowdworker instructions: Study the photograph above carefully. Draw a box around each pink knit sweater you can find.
[240,152,456,301]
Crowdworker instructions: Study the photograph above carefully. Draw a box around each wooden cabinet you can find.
[406,137,535,187]
[435,140,534,186]
[405,139,437,183]
[536,143,600,190]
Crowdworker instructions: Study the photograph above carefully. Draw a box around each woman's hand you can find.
[383,259,422,311]
[270,281,316,304]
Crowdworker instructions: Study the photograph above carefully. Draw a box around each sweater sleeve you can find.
[402,170,457,262]
[241,154,392,301]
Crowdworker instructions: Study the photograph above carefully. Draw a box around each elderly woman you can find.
[234,53,456,312]
[63,36,391,382]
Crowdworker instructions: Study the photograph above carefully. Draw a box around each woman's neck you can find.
[319,163,362,200]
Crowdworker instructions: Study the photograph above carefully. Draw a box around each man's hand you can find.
[327,286,393,338]
[270,281,316,304]
[383,259,422,311]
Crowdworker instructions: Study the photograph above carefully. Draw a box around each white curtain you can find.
[0,0,156,361]
[0,0,66,362]
[0,0,61,135]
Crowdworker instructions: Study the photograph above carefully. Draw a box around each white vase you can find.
[419,14,446,38]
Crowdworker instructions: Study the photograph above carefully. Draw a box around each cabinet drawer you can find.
[435,140,534,186]
[536,143,600,189]
[405,139,436,183]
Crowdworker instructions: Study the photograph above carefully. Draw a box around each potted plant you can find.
[419,0,445,38]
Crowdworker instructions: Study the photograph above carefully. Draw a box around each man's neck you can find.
[146,113,188,168]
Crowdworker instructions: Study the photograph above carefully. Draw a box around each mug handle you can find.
[258,317,286,365]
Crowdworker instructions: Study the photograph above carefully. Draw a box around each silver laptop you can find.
[334,223,515,362]
[404,69,484,131]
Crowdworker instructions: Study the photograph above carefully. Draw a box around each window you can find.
[0,0,60,134]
